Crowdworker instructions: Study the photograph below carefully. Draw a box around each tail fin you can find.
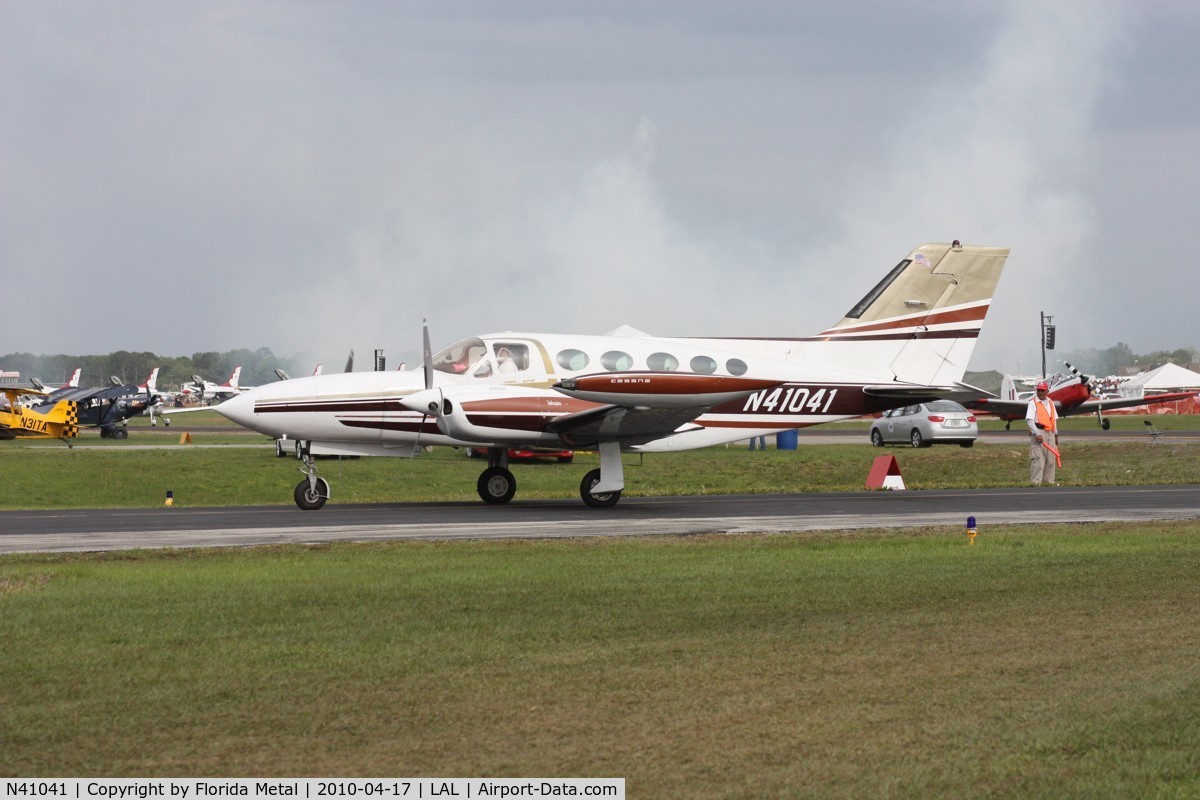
[66,368,81,388]
[142,367,159,393]
[1000,374,1017,401]
[226,366,242,388]
[816,242,1009,386]
[312,364,323,376]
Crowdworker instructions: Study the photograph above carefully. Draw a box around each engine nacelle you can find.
[401,385,570,447]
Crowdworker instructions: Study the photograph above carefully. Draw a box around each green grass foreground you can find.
[2,524,1199,797]
[3,437,1200,509]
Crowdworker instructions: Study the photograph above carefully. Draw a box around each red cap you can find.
[1036,381,1049,391]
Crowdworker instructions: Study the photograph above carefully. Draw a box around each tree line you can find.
[1059,344,1198,378]
[0,348,313,391]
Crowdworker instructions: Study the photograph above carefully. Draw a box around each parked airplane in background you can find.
[962,362,1198,429]
[0,387,78,442]
[41,376,161,438]
[215,242,1010,509]
[183,367,244,404]
[29,367,81,394]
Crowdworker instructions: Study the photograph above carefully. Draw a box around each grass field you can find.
[3,434,1200,509]
[2,524,1199,797]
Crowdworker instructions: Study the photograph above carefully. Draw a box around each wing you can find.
[545,404,708,449]
[1061,391,1198,416]
[959,397,1028,420]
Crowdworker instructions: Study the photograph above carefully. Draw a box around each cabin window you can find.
[647,352,679,371]
[601,351,634,371]
[556,349,589,371]
[493,343,530,373]
[690,355,718,374]
[726,358,748,376]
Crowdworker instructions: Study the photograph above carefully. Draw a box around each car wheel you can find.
[910,429,926,448]
[870,429,884,447]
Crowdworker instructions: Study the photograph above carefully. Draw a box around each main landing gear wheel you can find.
[478,466,517,505]
[580,468,621,508]
[294,477,330,510]
[1101,418,1111,430]
[112,428,128,440]
[870,429,884,447]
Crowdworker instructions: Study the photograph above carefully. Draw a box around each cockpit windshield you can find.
[431,337,489,375]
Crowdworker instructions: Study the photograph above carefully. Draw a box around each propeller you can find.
[415,319,440,448]
[1064,362,1093,392]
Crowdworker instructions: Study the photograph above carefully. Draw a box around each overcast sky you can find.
[3,0,1197,374]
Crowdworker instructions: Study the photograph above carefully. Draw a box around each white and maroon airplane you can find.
[216,242,1010,509]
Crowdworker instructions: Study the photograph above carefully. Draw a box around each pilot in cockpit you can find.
[496,347,519,373]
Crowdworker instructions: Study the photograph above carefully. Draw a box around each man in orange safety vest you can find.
[1025,380,1059,485]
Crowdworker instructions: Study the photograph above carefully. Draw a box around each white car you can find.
[870,401,978,448]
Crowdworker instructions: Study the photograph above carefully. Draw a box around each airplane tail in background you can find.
[66,368,81,388]
[810,242,1010,387]
[1000,374,1018,400]
[226,366,242,389]
[141,367,160,393]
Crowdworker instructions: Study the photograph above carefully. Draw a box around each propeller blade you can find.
[422,318,434,391]
[1065,362,1092,386]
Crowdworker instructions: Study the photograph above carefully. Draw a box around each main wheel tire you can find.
[1101,418,1111,430]
[477,466,517,504]
[294,477,329,510]
[911,429,926,448]
[112,428,128,440]
[580,468,622,508]
[870,429,884,447]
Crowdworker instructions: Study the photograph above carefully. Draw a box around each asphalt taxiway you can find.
[2,485,1197,554]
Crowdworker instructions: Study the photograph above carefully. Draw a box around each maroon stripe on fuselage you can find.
[254,399,405,414]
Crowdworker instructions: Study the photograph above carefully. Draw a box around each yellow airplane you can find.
[0,387,79,443]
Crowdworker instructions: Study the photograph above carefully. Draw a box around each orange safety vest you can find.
[1034,398,1056,432]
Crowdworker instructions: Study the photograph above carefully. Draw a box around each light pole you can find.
[1040,311,1056,378]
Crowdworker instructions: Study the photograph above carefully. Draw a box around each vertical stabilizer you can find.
[817,243,1009,386]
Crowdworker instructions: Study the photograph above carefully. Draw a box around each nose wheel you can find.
[294,476,330,510]
[293,447,329,510]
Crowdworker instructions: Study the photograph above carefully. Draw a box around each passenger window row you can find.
[555,348,748,376]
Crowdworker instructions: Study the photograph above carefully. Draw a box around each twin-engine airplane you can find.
[963,362,1198,429]
[0,387,78,442]
[216,242,1010,509]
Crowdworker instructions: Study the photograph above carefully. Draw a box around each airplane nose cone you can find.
[215,391,257,429]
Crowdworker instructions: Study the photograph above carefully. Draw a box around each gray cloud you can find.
[2,0,1194,377]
